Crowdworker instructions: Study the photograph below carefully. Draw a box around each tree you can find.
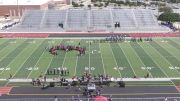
[79,4,84,7]
[118,4,121,7]
[158,13,180,22]
[72,2,79,7]
[167,0,180,3]
[98,3,104,7]
[105,1,109,7]
[159,6,173,13]
[94,3,98,7]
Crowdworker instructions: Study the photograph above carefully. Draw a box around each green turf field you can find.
[0,38,180,79]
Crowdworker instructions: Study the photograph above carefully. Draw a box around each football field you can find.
[0,37,180,79]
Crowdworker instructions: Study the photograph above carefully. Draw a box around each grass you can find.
[0,37,180,80]
[172,80,180,86]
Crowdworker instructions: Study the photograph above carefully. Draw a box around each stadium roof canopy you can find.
[0,0,51,5]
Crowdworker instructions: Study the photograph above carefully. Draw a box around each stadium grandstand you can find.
[3,8,170,33]
[0,0,180,100]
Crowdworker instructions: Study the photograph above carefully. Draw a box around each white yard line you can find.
[10,41,43,78]
[145,42,179,88]
[108,43,122,78]
[171,38,180,46]
[0,40,9,47]
[73,40,81,76]
[0,40,26,75]
[42,56,54,77]
[61,52,67,69]
[98,42,106,76]
[43,40,63,76]
[138,43,178,88]
[118,43,137,76]
[26,48,46,79]
[0,40,19,61]
[147,43,180,76]
[138,42,168,78]
[158,38,180,61]
[74,56,78,76]
[88,40,91,74]
[5,41,43,86]
[129,43,153,78]
[62,40,80,76]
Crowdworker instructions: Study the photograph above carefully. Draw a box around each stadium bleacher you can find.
[7,8,170,32]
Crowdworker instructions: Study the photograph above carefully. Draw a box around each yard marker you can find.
[88,40,91,74]
[150,39,180,76]
[118,43,137,77]
[138,42,168,78]
[74,56,78,76]
[4,40,44,86]
[108,43,121,77]
[98,42,106,76]
[138,42,180,88]
[129,43,153,78]
[42,40,63,76]
[27,44,47,79]
[0,39,28,76]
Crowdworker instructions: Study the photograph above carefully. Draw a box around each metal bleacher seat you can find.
[20,10,43,28]
[112,9,137,28]
[8,8,170,32]
[66,9,88,31]
[90,9,112,30]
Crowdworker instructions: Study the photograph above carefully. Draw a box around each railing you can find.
[0,97,180,101]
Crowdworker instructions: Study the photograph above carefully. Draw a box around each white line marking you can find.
[129,43,153,78]
[118,43,137,77]
[42,40,63,76]
[73,40,81,76]
[99,42,106,76]
[138,42,167,78]
[149,42,180,76]
[74,56,78,76]
[10,41,43,78]
[0,40,26,75]
[88,40,91,74]
[5,40,44,86]
[139,42,179,88]
[27,46,46,79]
[108,43,122,77]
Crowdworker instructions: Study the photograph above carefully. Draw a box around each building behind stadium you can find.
[0,0,69,17]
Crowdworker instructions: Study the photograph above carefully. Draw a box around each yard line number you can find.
[9,41,16,44]
[0,67,10,71]
[141,67,154,70]
[25,67,39,71]
[113,67,127,71]
[85,67,95,71]
[28,41,36,44]
[169,66,180,70]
